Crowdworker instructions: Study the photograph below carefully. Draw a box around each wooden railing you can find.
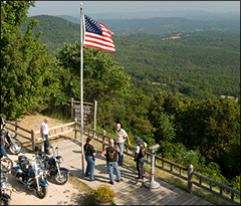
[33,121,76,151]
[5,121,240,205]
[5,121,32,141]
[5,120,76,151]
[192,172,240,205]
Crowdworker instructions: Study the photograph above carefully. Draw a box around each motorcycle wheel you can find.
[9,140,22,155]
[36,185,47,199]
[55,170,69,185]
[4,200,10,205]
[1,158,13,173]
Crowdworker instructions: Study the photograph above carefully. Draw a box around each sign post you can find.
[93,100,98,137]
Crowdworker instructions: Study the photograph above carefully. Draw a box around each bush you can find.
[92,184,115,202]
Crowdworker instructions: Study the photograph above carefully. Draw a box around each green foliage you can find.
[21,15,80,54]
[150,91,240,186]
[230,176,240,192]
[112,33,240,100]
[1,1,55,119]
[153,113,176,142]
[199,162,229,185]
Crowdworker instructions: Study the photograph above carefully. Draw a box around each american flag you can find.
[83,15,116,53]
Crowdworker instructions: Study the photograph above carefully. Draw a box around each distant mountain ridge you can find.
[57,10,240,21]
[22,14,240,52]
[57,14,239,36]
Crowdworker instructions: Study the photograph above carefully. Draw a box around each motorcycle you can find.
[1,126,22,155]
[36,145,69,185]
[0,171,12,205]
[11,155,48,199]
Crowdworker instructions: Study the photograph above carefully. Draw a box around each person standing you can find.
[0,114,9,158]
[134,137,147,182]
[102,138,122,185]
[84,137,96,181]
[115,123,130,166]
[40,118,51,155]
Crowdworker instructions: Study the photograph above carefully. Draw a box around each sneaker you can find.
[116,179,123,182]
[109,181,114,185]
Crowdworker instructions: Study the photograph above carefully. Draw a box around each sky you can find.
[28,1,240,17]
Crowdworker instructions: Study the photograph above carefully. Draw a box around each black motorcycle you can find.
[0,171,12,205]
[11,155,48,199]
[1,126,22,155]
[36,145,69,185]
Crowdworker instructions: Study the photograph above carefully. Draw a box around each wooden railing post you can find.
[188,164,194,193]
[102,130,106,151]
[74,118,77,139]
[15,120,18,137]
[93,100,97,138]
[31,129,35,152]
[71,97,74,121]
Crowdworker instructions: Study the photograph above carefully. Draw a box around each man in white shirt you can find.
[40,118,51,155]
[116,123,130,166]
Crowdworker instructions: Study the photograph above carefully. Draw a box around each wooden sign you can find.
[71,99,94,126]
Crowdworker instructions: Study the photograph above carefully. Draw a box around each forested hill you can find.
[22,15,80,53]
[22,15,240,101]
[112,33,240,100]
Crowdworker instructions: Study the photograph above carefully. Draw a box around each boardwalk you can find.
[55,138,211,205]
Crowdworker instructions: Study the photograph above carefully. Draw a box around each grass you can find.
[40,110,72,123]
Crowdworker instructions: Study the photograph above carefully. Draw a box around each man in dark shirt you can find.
[84,137,96,181]
[101,138,122,184]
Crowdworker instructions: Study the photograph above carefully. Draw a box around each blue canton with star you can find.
[85,15,102,35]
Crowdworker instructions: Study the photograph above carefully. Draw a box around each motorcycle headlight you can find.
[1,183,7,190]
[56,156,63,163]
[38,169,44,176]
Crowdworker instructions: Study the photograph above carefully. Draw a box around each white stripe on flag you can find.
[84,42,115,52]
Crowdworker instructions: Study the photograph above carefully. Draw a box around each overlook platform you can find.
[55,139,212,205]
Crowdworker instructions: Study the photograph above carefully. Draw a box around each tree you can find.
[56,42,130,103]
[1,1,54,119]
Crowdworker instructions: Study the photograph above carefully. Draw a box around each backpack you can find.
[107,147,116,161]
[137,142,146,162]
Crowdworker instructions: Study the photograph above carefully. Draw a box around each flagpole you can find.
[80,2,85,176]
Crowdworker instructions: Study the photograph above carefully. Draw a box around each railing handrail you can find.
[35,121,75,134]
[193,171,240,195]
[6,120,31,134]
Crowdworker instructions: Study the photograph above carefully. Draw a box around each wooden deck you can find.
[55,139,212,205]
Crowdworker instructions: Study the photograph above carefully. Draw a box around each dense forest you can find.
[22,15,240,101]
[1,1,240,193]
